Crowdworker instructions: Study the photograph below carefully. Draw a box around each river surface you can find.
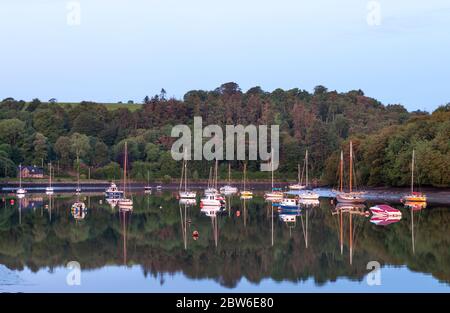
[0,188,448,293]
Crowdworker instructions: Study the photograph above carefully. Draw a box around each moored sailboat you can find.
[144,170,152,193]
[298,150,319,200]
[289,164,306,190]
[118,142,133,211]
[240,162,253,198]
[336,142,365,203]
[178,160,196,199]
[45,163,54,195]
[402,149,427,203]
[16,164,27,195]
[220,163,238,195]
[264,148,283,200]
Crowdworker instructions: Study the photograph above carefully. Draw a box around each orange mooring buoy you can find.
[192,230,199,240]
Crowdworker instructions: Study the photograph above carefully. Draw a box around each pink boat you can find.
[370,215,402,226]
[369,205,402,218]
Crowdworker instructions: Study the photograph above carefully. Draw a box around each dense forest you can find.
[0,82,449,187]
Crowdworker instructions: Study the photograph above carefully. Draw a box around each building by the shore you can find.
[18,166,44,178]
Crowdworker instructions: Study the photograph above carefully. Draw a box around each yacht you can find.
[16,164,27,195]
[402,150,427,203]
[105,182,124,198]
[178,160,197,199]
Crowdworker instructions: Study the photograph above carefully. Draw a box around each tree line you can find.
[0,83,448,187]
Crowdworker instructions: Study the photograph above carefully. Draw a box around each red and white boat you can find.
[370,215,401,226]
[369,205,402,218]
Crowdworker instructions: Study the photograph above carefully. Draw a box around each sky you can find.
[1,265,449,292]
[0,0,449,111]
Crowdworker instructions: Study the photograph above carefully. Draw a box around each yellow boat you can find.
[402,150,426,203]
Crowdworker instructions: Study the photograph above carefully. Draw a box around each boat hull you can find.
[336,193,365,203]
[179,191,197,199]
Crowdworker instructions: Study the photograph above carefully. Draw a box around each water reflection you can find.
[0,191,448,290]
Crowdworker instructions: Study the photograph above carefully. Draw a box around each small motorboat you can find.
[370,205,402,218]
[200,193,225,207]
[299,190,320,200]
[402,191,427,203]
[336,192,365,204]
[220,185,238,195]
[288,184,306,190]
[118,198,133,211]
[71,201,87,220]
[279,197,298,210]
[16,188,27,195]
[105,182,124,198]
[370,215,401,226]
[144,186,152,193]
[179,190,197,199]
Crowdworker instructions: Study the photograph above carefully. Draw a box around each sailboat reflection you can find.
[179,198,197,206]
[179,201,195,250]
[278,207,301,237]
[71,201,87,221]
[45,193,55,222]
[332,203,369,264]
[404,201,426,254]
[298,199,319,248]
[200,205,223,248]
[369,205,402,226]
[119,208,132,265]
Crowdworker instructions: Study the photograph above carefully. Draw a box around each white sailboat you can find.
[298,150,319,200]
[289,163,306,190]
[201,160,225,206]
[336,141,365,203]
[45,163,54,195]
[75,156,81,194]
[264,148,283,200]
[178,160,196,199]
[220,163,238,195]
[16,164,27,195]
[118,142,133,211]
[144,170,152,193]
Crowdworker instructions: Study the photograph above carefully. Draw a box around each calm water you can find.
[0,190,449,293]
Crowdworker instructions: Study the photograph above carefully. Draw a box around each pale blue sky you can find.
[1,0,449,111]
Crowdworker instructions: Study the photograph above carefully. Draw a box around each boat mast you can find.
[49,163,52,188]
[243,163,247,191]
[123,142,127,198]
[77,155,80,191]
[184,161,188,192]
[214,159,218,189]
[411,149,415,194]
[179,160,184,191]
[19,164,22,188]
[297,164,301,184]
[305,150,309,188]
[349,141,353,193]
[271,148,274,190]
[340,150,344,193]
[228,163,231,185]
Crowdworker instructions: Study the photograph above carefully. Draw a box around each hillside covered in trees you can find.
[0,83,448,187]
